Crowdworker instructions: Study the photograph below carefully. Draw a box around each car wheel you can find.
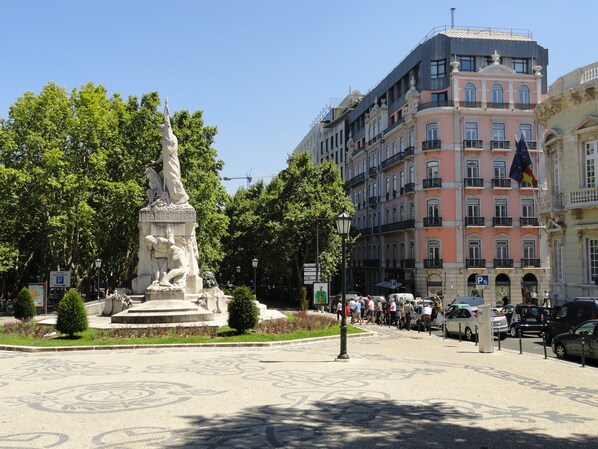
[464,327,473,341]
[554,342,567,359]
[510,326,518,338]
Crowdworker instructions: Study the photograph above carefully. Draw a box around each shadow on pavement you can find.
[170,399,597,449]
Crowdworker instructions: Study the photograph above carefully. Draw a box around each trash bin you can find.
[478,304,494,353]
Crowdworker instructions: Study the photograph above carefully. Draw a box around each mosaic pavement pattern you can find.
[1,326,597,448]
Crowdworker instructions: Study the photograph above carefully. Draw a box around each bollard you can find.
[581,336,586,368]
[518,327,523,354]
[458,322,462,342]
[475,325,478,346]
[428,320,432,336]
[418,320,421,334]
[497,330,501,351]
[543,333,547,359]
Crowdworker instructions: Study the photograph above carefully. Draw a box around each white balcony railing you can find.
[570,187,598,208]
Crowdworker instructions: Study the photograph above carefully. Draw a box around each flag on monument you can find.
[509,134,538,187]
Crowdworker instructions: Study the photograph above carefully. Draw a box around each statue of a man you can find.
[150,99,189,206]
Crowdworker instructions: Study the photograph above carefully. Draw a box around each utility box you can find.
[478,304,494,353]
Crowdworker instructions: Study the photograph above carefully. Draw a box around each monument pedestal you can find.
[111,300,214,324]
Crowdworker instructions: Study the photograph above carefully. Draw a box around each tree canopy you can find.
[0,83,227,297]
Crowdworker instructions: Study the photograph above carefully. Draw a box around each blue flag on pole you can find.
[509,134,538,187]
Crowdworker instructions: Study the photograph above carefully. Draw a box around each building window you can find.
[431,59,446,79]
[518,85,530,104]
[491,84,504,104]
[409,165,415,183]
[385,144,390,160]
[428,240,441,259]
[399,136,405,151]
[408,129,414,147]
[400,171,405,189]
[494,160,507,179]
[512,58,528,74]
[465,122,478,140]
[459,56,475,72]
[523,240,536,259]
[385,177,390,196]
[522,199,535,218]
[466,160,480,178]
[392,207,397,222]
[519,124,532,141]
[467,198,480,217]
[496,240,509,259]
[393,174,397,192]
[588,239,598,284]
[409,241,415,259]
[431,91,448,105]
[392,141,397,155]
[468,240,482,259]
[427,199,440,217]
[409,202,415,219]
[464,83,476,104]
[399,242,405,260]
[585,140,598,188]
[426,123,439,140]
[492,123,506,141]
[399,204,405,221]
[426,160,440,178]
[495,198,508,218]
[555,240,564,281]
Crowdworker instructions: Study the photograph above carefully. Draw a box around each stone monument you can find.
[112,99,220,324]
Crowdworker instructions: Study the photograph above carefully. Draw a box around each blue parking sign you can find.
[56,276,65,285]
[476,275,489,286]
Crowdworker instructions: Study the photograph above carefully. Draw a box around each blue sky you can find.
[1,0,595,193]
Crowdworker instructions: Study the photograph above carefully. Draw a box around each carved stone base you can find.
[145,288,185,302]
[111,299,214,324]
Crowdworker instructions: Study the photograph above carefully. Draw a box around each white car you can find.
[444,307,508,341]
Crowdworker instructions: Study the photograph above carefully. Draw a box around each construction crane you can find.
[222,171,273,189]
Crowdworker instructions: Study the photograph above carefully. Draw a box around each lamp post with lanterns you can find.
[252,258,258,295]
[335,211,352,360]
[94,258,102,301]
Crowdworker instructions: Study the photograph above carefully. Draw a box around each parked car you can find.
[544,298,598,343]
[552,320,598,360]
[444,306,508,341]
[451,296,485,307]
[500,304,552,337]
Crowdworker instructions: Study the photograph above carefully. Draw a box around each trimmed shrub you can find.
[227,286,259,334]
[14,287,37,321]
[56,289,88,338]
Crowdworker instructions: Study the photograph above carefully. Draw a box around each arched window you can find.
[464,83,476,104]
[491,84,504,104]
[427,199,440,218]
[518,85,530,105]
[426,123,439,141]
[426,160,440,179]
[427,240,441,260]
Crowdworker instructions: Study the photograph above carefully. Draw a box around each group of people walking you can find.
[335,295,441,331]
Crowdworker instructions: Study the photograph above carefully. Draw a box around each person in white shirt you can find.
[422,304,433,331]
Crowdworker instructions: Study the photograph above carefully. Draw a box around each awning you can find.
[375,280,402,289]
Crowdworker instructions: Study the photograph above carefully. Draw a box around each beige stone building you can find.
[537,62,598,305]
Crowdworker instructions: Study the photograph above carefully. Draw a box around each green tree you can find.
[55,289,88,338]
[0,83,227,297]
[14,286,36,321]
[227,285,259,334]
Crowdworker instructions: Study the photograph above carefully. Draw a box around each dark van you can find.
[544,298,598,343]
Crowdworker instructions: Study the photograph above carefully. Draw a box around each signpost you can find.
[476,275,489,289]
[50,271,71,288]
[303,263,321,285]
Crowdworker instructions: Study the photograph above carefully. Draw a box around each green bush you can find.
[227,286,259,334]
[56,289,88,338]
[14,287,37,321]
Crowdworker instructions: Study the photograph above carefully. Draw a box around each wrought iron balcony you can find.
[462,101,481,108]
[466,258,486,268]
[422,139,442,151]
[402,219,415,229]
[494,258,514,268]
[492,217,513,227]
[515,103,535,110]
[520,217,539,226]
[380,153,402,170]
[487,102,508,109]
[348,173,366,186]
[381,221,405,233]
[423,216,442,227]
[401,259,415,268]
[527,141,538,150]
[404,146,415,158]
[491,140,511,150]
[423,178,442,189]
[418,100,454,111]
[403,182,415,193]
[359,227,372,236]
[492,178,512,188]
[368,196,378,207]
[368,166,378,177]
[464,177,484,188]
[424,258,443,269]
[463,139,483,149]
[465,216,485,227]
[521,258,541,268]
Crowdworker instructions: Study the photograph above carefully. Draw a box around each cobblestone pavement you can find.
[1,321,597,448]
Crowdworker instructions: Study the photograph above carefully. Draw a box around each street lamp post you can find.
[236,265,241,286]
[335,211,352,360]
[252,258,258,295]
[94,258,102,301]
